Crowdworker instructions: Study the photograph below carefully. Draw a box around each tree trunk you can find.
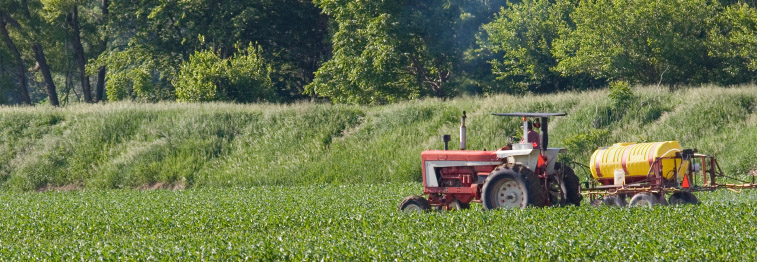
[32,43,59,106]
[0,15,31,105]
[95,0,109,102]
[70,5,92,103]
[435,70,449,98]
[408,55,449,98]
[95,67,105,101]
[20,0,58,106]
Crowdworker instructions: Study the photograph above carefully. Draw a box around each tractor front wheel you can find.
[399,195,431,213]
[482,166,544,210]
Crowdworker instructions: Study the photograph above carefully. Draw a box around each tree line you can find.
[1,0,756,106]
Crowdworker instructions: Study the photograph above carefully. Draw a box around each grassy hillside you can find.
[1,86,756,191]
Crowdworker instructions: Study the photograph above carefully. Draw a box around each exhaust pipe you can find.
[460,111,467,150]
[522,117,528,144]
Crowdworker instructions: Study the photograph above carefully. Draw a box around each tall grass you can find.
[0,86,755,191]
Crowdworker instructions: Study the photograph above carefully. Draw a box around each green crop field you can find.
[1,184,757,260]
[1,86,757,260]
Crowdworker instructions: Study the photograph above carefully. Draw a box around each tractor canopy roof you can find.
[491,112,567,118]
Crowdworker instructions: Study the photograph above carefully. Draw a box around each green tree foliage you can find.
[307,0,505,104]
[553,0,718,86]
[479,0,576,93]
[174,44,273,103]
[2,0,64,106]
[306,0,415,104]
[40,0,103,103]
[0,10,27,105]
[92,46,179,101]
[708,3,757,84]
[2,0,108,106]
[98,0,327,102]
[3,0,757,105]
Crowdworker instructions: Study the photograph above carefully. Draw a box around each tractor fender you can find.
[543,148,566,175]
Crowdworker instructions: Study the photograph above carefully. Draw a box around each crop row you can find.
[1,183,756,260]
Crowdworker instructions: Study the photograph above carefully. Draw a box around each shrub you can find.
[174,44,274,102]
[608,80,633,110]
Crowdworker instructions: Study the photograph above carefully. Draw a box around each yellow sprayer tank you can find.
[589,141,687,182]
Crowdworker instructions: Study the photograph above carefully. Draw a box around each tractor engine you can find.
[439,167,476,188]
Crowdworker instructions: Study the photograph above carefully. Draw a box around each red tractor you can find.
[399,112,582,211]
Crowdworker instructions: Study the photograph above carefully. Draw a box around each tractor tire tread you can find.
[399,195,431,212]
[629,192,658,207]
[556,162,583,206]
[669,191,699,205]
[513,164,547,207]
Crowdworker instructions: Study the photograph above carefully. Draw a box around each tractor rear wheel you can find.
[629,193,659,207]
[669,192,699,205]
[399,195,431,213]
[482,166,545,210]
[555,162,583,206]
